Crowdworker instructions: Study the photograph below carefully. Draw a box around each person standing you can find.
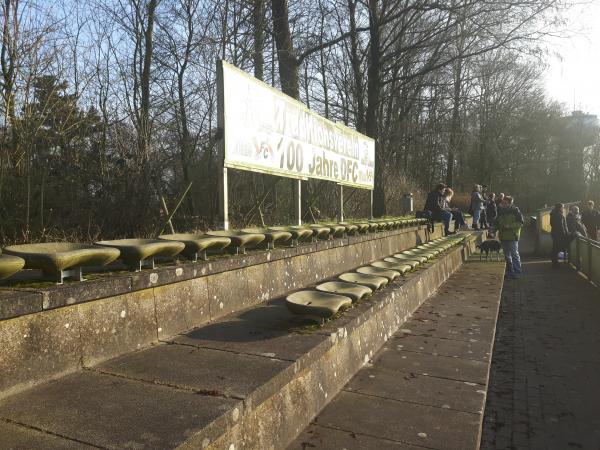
[550,203,569,268]
[470,185,485,230]
[479,185,490,229]
[495,196,524,279]
[486,193,498,233]
[581,201,599,241]
[424,183,454,236]
[495,193,505,208]
[566,205,588,237]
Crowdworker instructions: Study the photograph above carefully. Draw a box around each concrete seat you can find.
[420,242,441,248]
[384,256,419,269]
[371,261,412,274]
[339,272,388,290]
[285,290,352,320]
[367,221,383,232]
[428,243,451,251]
[416,245,442,255]
[206,230,265,254]
[307,225,333,240]
[396,251,428,263]
[376,220,393,230]
[159,234,231,261]
[321,224,346,238]
[337,222,360,235]
[0,253,25,280]
[351,222,371,234]
[268,226,313,246]
[406,249,437,259]
[242,228,293,249]
[356,266,400,281]
[405,247,437,256]
[4,243,120,284]
[316,281,372,302]
[95,239,185,271]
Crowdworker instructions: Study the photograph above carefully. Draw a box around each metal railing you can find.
[568,235,600,287]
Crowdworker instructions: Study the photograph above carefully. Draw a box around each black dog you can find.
[477,239,502,261]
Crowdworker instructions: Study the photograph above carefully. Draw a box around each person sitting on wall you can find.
[424,183,455,236]
[443,187,467,231]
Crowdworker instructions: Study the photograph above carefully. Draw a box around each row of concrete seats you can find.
[0,217,427,284]
[285,234,467,322]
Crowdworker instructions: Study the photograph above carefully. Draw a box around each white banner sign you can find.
[218,61,375,189]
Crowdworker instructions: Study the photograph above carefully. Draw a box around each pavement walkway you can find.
[289,260,505,450]
[481,260,600,450]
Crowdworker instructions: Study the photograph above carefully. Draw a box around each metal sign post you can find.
[294,179,302,226]
[338,185,344,222]
[217,61,229,229]
[218,167,229,230]
[369,190,374,219]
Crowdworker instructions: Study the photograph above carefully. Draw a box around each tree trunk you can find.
[348,0,365,133]
[139,0,158,161]
[252,0,265,80]
[366,0,384,217]
[271,0,299,99]
[446,56,462,187]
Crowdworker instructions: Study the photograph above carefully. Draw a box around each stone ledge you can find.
[0,225,443,397]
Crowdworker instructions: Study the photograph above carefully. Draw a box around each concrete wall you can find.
[183,238,479,450]
[0,224,443,399]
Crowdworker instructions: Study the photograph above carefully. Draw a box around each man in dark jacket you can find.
[550,203,569,268]
[581,201,599,241]
[424,183,453,235]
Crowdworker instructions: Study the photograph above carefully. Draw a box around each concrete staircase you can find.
[0,232,480,450]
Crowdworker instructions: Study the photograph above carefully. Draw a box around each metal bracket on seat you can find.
[49,266,84,285]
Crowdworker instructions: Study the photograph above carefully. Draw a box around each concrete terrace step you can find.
[288,260,505,450]
[0,235,479,450]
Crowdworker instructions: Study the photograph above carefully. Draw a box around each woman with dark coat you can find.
[550,203,569,268]
[486,193,498,230]
[566,205,588,237]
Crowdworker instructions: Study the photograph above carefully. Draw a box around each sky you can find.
[544,1,600,116]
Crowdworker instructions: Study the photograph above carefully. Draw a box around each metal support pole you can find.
[219,167,229,230]
[369,190,374,219]
[216,60,228,230]
[338,185,344,222]
[293,179,302,226]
